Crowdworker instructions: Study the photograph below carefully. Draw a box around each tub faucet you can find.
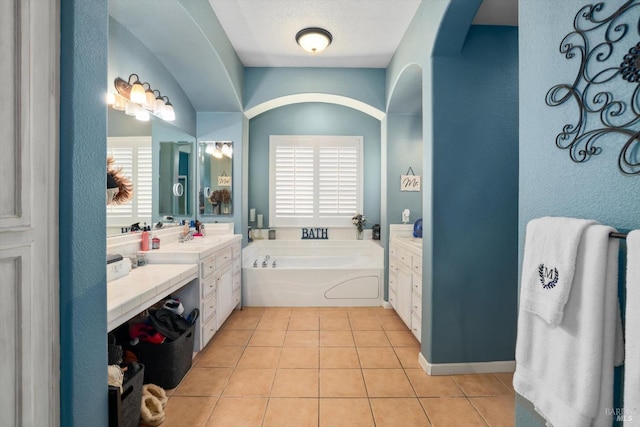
[253,259,258,268]
[262,255,270,268]
[272,260,277,268]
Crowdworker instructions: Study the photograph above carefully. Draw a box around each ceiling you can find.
[210,0,518,68]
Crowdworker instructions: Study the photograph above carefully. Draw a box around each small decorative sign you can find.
[401,167,421,192]
[301,228,328,240]
[217,176,232,186]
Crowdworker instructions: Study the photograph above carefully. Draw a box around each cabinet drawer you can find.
[412,258,422,275]
[233,288,241,308]
[412,293,422,318]
[389,257,397,272]
[201,256,216,279]
[232,257,241,275]
[397,249,412,270]
[389,244,397,259]
[202,317,217,347]
[202,296,217,324]
[412,274,422,297]
[388,289,397,309]
[232,243,241,259]
[389,272,397,292]
[202,276,216,299]
[232,273,241,291]
[411,313,421,343]
[216,248,233,268]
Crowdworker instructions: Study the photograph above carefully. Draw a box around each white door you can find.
[0,0,60,425]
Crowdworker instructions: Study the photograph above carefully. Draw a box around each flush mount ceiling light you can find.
[107,74,176,122]
[295,27,332,54]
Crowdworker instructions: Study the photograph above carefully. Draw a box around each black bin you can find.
[109,363,145,427]
[136,323,195,389]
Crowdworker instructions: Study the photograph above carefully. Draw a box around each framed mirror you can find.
[198,141,233,216]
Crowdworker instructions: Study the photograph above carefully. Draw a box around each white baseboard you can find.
[418,352,515,375]
[382,300,392,309]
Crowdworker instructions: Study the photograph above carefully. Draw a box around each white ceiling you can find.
[210,0,518,68]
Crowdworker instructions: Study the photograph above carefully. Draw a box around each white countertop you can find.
[107,263,198,332]
[144,234,242,262]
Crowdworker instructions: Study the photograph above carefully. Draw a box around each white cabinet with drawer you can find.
[388,235,422,343]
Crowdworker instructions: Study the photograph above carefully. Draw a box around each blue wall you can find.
[60,0,108,425]
[518,0,639,424]
[248,103,382,229]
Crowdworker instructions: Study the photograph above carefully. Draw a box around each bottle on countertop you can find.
[140,228,149,251]
[152,234,160,249]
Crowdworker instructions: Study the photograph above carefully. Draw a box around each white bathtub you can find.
[242,240,384,307]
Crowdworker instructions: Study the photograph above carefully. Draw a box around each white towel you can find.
[520,216,597,326]
[514,223,623,427]
[624,230,640,426]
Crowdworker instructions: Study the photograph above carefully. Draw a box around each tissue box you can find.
[107,258,131,282]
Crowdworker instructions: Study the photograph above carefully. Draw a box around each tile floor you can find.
[145,306,514,427]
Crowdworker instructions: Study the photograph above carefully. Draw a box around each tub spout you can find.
[262,255,270,268]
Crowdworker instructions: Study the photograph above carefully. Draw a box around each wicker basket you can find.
[136,324,195,389]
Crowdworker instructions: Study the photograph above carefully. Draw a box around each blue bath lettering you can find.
[301,228,328,240]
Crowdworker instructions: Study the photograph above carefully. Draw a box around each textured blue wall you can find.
[518,0,639,424]
[430,25,519,363]
[60,0,108,425]
[248,103,381,228]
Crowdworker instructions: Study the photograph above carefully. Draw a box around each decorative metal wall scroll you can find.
[545,1,640,175]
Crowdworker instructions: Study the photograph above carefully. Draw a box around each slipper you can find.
[140,394,165,426]
[143,383,168,408]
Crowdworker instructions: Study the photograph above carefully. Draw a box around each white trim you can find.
[244,93,385,120]
[418,352,516,375]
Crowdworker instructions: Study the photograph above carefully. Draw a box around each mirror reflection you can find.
[199,141,233,216]
[158,140,193,218]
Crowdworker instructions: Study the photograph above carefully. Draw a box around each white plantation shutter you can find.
[270,135,362,227]
[107,136,153,226]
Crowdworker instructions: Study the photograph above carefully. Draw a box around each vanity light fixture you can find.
[106,74,176,122]
[295,27,333,53]
[203,141,232,159]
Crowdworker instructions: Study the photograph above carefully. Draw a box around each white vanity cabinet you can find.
[145,235,242,351]
[389,234,422,343]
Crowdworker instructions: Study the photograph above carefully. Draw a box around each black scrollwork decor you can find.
[545,1,640,175]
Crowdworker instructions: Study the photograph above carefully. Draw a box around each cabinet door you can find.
[216,265,234,329]
[396,268,412,327]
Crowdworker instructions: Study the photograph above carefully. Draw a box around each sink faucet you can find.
[262,255,270,268]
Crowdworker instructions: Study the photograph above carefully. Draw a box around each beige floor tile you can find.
[347,307,383,317]
[196,345,244,368]
[263,398,318,427]
[279,346,319,368]
[379,315,410,331]
[420,397,487,426]
[375,307,400,316]
[288,315,320,330]
[319,316,351,330]
[357,347,401,368]
[470,396,515,427]
[205,397,268,427]
[211,329,254,347]
[161,396,217,426]
[256,317,290,330]
[319,347,360,368]
[405,370,464,397]
[319,369,367,397]
[393,346,422,368]
[174,367,233,397]
[284,330,319,347]
[493,372,515,395]
[236,307,266,317]
[353,330,391,347]
[318,307,348,317]
[319,398,374,427]
[319,330,355,346]
[247,329,287,346]
[237,346,281,369]
[349,316,382,330]
[262,307,292,318]
[221,314,261,330]
[222,368,275,397]
[290,307,321,316]
[452,374,511,397]
[386,330,420,346]
[369,397,430,427]
[271,368,319,397]
[362,368,415,397]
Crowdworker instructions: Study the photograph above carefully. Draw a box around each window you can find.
[107,136,152,227]
[269,135,363,227]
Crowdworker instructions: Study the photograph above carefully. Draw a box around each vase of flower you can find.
[352,213,366,240]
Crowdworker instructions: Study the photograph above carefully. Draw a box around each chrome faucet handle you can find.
[272,260,276,268]
[253,259,258,268]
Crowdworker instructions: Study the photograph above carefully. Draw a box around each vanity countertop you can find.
[389,224,422,253]
[107,263,198,332]
[145,234,242,262]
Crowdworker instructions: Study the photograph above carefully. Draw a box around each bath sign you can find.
[301,228,328,240]
[401,167,420,192]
